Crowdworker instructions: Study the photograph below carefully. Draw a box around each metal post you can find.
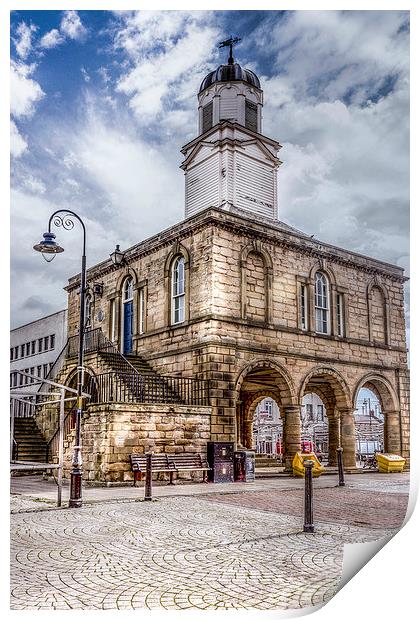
[337,447,345,486]
[57,388,65,507]
[303,460,314,533]
[144,453,152,501]
[69,249,86,509]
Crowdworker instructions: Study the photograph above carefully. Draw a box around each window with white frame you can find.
[315,272,330,334]
[317,404,324,421]
[124,277,133,302]
[337,293,344,337]
[110,298,116,342]
[171,256,185,325]
[139,287,145,334]
[300,283,308,330]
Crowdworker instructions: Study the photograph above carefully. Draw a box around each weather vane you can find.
[218,36,241,65]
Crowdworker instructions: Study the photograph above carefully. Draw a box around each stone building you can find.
[36,48,409,482]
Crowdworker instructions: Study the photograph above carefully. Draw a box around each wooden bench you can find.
[130,453,176,486]
[168,453,210,483]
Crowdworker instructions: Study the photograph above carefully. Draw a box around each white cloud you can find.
[60,10,87,41]
[10,120,28,158]
[14,21,37,60]
[81,66,90,82]
[10,61,45,119]
[114,12,220,125]
[22,175,46,194]
[254,10,408,104]
[40,28,64,49]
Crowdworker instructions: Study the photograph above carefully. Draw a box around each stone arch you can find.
[163,242,190,276]
[234,359,296,450]
[353,373,401,454]
[309,260,337,287]
[366,280,390,345]
[240,242,273,323]
[114,266,139,294]
[353,373,398,411]
[299,366,352,410]
[235,359,296,405]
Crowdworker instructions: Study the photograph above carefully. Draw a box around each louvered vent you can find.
[202,102,213,133]
[245,100,258,132]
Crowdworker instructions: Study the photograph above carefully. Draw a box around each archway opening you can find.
[301,393,329,464]
[252,397,283,459]
[300,367,352,467]
[354,386,384,467]
[236,362,294,451]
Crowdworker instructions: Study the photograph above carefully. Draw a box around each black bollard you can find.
[337,447,345,487]
[303,460,314,533]
[144,452,152,501]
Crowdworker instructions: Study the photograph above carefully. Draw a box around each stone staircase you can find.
[255,455,283,468]
[13,417,47,463]
[96,351,184,404]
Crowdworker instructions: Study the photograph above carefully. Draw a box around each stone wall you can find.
[81,403,211,483]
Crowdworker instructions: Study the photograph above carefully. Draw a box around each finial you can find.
[218,35,241,65]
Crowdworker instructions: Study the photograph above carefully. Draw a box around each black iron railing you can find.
[88,372,209,406]
[67,328,138,375]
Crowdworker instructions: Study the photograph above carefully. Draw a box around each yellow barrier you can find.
[292,452,325,477]
[376,453,405,473]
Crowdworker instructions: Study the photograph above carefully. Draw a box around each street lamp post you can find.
[34,210,87,508]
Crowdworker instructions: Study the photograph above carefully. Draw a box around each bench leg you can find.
[168,471,175,485]
[203,471,208,483]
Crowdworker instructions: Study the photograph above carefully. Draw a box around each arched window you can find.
[171,256,185,325]
[124,277,133,302]
[315,272,330,334]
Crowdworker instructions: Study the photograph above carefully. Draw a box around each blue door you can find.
[123,300,133,355]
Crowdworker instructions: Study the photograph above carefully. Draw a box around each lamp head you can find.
[33,232,64,263]
[110,244,125,266]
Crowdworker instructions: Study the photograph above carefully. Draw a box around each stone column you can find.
[385,410,402,454]
[244,412,254,449]
[327,409,339,466]
[340,408,356,469]
[284,406,302,472]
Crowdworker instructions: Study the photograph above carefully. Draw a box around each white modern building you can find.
[10,309,68,394]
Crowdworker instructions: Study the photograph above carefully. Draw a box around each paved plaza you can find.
[10,473,409,611]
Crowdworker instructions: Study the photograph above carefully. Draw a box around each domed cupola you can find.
[197,36,263,134]
[181,37,281,222]
[199,63,261,92]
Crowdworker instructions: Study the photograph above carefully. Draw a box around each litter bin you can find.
[292,452,325,478]
[234,450,255,482]
[376,453,405,473]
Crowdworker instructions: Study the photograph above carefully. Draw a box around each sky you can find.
[9,9,410,330]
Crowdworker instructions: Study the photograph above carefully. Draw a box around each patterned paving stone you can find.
[10,494,399,610]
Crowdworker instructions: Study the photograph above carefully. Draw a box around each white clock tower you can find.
[181,38,282,221]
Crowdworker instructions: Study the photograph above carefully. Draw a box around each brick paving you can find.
[10,473,409,610]
[11,494,393,611]
[201,487,409,530]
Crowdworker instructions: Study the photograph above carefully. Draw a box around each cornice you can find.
[65,206,407,292]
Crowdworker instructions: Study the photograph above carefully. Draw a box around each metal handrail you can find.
[89,371,210,406]
[67,328,139,375]
[37,338,70,399]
